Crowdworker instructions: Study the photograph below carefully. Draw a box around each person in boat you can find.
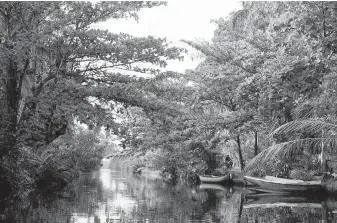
[225,155,233,169]
[276,163,291,178]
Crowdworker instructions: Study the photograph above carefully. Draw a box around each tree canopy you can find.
[2,1,337,195]
[0,1,185,194]
[112,1,337,179]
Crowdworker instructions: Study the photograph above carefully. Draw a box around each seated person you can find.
[225,155,233,169]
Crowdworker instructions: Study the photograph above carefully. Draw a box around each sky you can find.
[93,1,242,72]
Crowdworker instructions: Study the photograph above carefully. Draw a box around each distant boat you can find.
[244,175,321,193]
[199,174,231,183]
[134,167,145,174]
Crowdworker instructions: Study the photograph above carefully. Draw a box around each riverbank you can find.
[129,163,337,196]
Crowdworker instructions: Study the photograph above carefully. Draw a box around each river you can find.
[4,159,337,222]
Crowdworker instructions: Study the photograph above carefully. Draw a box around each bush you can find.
[211,168,226,176]
[72,130,103,172]
[322,172,335,182]
[251,168,266,178]
[322,177,337,194]
[289,169,314,181]
[35,129,104,191]
[246,157,291,179]
[264,158,291,178]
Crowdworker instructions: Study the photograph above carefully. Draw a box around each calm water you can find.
[4,160,337,222]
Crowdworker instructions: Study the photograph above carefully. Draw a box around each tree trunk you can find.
[1,59,20,157]
[284,99,293,123]
[236,135,244,170]
[254,131,258,156]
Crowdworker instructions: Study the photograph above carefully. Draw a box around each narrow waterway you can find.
[5,159,337,222]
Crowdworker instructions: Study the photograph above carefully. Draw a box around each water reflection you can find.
[5,164,337,222]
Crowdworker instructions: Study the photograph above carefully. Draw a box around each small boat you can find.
[244,202,323,209]
[244,175,321,193]
[133,167,145,174]
[199,174,230,183]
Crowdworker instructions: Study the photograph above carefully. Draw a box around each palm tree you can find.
[244,114,337,172]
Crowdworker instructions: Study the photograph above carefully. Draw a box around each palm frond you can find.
[244,137,337,172]
[270,119,337,140]
[291,104,315,119]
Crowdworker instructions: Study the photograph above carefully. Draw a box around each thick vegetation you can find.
[2,1,337,198]
[114,2,337,182]
[0,1,184,198]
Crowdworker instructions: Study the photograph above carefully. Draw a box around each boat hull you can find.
[244,175,321,193]
[244,202,323,209]
[199,175,230,183]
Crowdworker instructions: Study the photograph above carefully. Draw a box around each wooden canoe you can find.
[199,174,230,183]
[244,175,321,193]
[244,202,323,209]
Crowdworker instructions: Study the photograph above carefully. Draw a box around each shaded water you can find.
[3,161,337,222]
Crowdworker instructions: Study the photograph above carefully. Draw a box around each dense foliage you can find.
[0,1,184,197]
[3,1,337,198]
[35,128,105,192]
[113,2,337,181]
